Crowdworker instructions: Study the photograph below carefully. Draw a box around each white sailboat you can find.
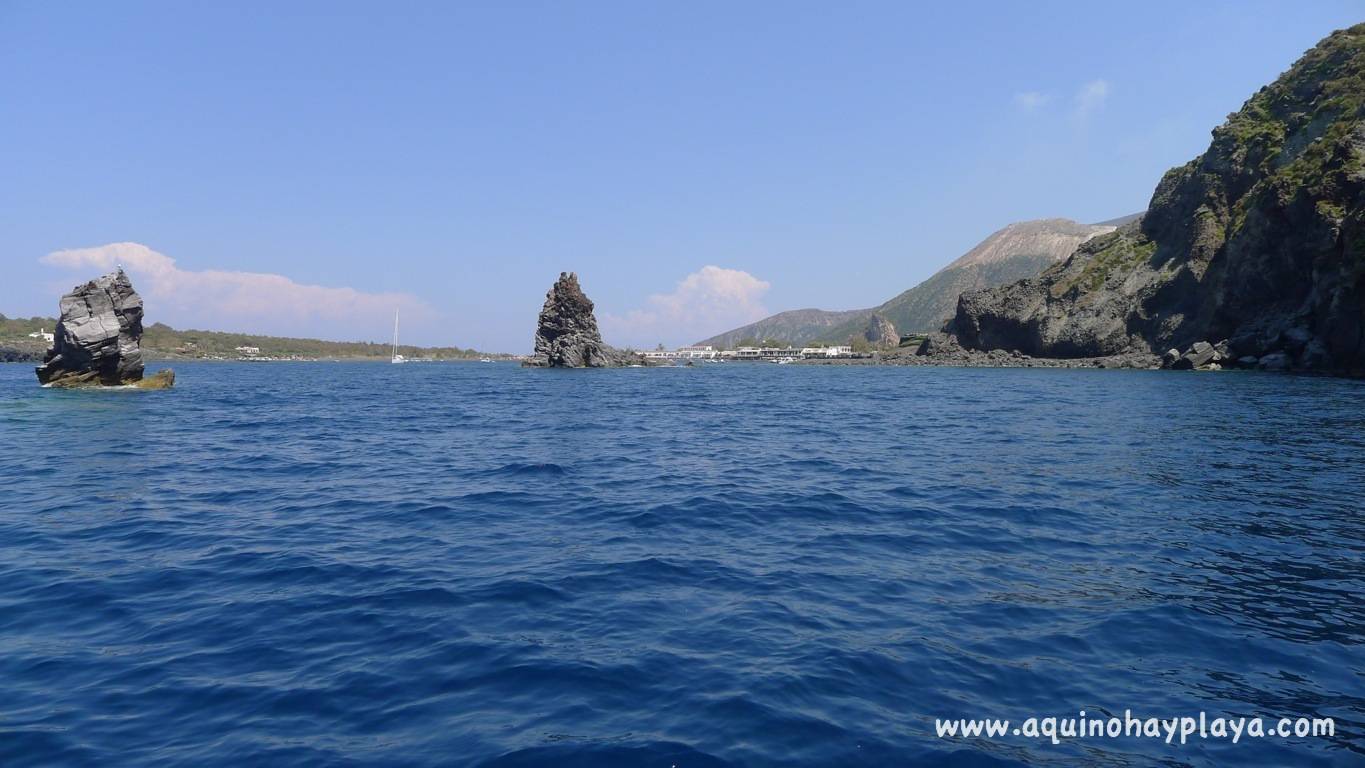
[391,309,406,364]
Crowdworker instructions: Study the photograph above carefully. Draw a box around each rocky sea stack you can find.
[525,272,641,368]
[952,24,1365,375]
[35,269,173,388]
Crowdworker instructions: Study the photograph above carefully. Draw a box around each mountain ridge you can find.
[698,218,1116,347]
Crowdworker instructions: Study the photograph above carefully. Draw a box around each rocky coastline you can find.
[796,333,1160,369]
[948,25,1365,378]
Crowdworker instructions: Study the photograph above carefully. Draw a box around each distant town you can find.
[642,344,861,363]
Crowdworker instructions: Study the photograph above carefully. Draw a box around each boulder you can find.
[1258,352,1292,371]
[1161,348,1181,368]
[35,269,171,388]
[863,313,899,349]
[1300,339,1331,370]
[136,370,176,389]
[524,272,642,368]
[1213,339,1232,363]
[1280,327,1313,354]
[1171,341,1216,370]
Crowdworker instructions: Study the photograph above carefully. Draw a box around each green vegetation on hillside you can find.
[0,314,512,361]
[733,337,796,348]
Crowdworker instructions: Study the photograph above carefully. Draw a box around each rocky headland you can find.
[950,24,1365,377]
[525,272,643,368]
[35,269,174,388]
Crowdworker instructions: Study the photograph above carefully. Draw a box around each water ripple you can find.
[1,362,1362,766]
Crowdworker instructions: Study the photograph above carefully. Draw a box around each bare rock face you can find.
[35,269,168,388]
[864,313,899,348]
[524,272,641,368]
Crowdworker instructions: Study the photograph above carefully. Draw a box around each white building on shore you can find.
[801,346,853,358]
[643,344,858,362]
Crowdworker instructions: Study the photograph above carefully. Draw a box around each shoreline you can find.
[798,348,1161,370]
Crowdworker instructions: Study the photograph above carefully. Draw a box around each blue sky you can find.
[2,1,1360,351]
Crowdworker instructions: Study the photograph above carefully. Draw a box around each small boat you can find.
[479,357,494,363]
[391,309,406,364]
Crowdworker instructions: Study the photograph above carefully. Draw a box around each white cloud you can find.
[1074,79,1110,117]
[41,242,434,342]
[601,265,771,349]
[1013,91,1049,111]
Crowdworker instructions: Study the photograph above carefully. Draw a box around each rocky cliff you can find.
[864,312,899,348]
[525,272,641,368]
[953,24,1365,375]
[35,269,171,388]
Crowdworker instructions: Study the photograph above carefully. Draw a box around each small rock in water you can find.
[136,369,176,389]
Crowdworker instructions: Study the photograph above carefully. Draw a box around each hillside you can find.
[0,314,510,361]
[698,218,1114,347]
[697,307,873,349]
[953,23,1365,374]
[816,219,1115,342]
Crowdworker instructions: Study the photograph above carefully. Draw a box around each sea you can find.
[1,361,1362,767]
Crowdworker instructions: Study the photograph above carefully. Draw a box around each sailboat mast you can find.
[392,309,399,358]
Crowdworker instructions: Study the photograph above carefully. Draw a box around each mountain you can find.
[697,307,874,349]
[816,219,1116,343]
[1092,212,1145,228]
[953,24,1365,374]
[697,218,1114,347]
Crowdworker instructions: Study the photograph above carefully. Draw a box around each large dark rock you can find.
[951,25,1365,376]
[524,272,641,368]
[36,269,167,387]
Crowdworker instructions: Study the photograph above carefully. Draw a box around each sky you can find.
[2,1,1360,352]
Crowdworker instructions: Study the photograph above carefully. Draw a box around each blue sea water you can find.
[1,361,1362,767]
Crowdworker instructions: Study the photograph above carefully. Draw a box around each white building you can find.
[235,346,261,356]
[644,345,720,360]
[28,328,55,344]
[675,345,718,359]
[801,346,853,358]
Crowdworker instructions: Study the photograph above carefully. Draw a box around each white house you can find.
[28,328,54,344]
[801,345,852,358]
